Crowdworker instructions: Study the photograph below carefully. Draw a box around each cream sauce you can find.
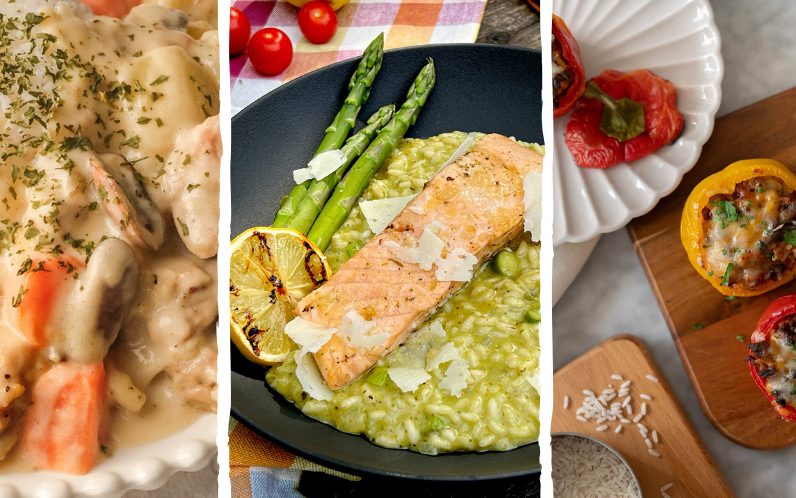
[0,0,219,473]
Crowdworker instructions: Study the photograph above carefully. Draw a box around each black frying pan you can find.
[231,43,543,479]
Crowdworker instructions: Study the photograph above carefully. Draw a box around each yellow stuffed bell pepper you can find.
[681,159,796,297]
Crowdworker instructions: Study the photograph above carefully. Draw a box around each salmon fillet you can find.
[296,134,543,389]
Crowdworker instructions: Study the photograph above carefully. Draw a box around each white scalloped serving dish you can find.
[552,0,724,245]
[0,414,216,498]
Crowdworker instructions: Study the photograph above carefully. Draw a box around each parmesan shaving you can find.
[292,149,347,184]
[439,358,470,397]
[293,167,314,185]
[284,316,337,353]
[429,321,446,337]
[388,367,431,393]
[435,248,478,282]
[383,240,420,265]
[360,194,418,234]
[338,309,389,351]
[409,205,425,215]
[416,224,445,270]
[523,171,542,242]
[426,342,461,372]
[294,350,334,401]
[382,221,477,283]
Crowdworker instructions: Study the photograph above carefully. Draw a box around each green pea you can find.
[525,308,541,323]
[491,249,521,278]
[422,414,452,433]
[366,366,389,387]
[346,242,362,258]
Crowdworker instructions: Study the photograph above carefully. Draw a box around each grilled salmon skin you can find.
[296,134,543,389]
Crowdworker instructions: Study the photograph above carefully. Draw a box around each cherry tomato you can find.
[298,1,338,45]
[229,7,251,56]
[248,28,294,75]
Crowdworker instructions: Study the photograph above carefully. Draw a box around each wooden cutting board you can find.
[553,335,735,498]
[626,86,796,450]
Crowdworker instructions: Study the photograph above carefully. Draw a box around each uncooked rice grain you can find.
[552,436,640,498]
[647,375,659,383]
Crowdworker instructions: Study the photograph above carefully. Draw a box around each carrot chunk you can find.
[16,258,81,347]
[81,0,143,19]
[21,362,107,474]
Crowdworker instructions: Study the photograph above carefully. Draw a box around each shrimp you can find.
[91,154,166,251]
[162,114,221,259]
[82,0,143,19]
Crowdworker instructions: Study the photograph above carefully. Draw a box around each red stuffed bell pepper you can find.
[552,15,585,118]
[565,69,684,169]
[746,294,796,422]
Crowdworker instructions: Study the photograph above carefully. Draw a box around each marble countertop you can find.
[553,1,796,496]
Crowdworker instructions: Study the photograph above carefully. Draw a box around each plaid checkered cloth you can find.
[229,0,486,494]
[230,0,488,115]
[229,418,359,497]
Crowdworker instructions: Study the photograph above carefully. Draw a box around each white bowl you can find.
[0,414,217,498]
[552,0,724,245]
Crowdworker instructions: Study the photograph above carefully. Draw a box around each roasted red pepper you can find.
[552,15,585,118]
[747,294,796,422]
[565,69,684,169]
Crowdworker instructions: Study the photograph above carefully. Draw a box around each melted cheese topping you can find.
[763,325,796,408]
[0,0,219,471]
[701,177,796,290]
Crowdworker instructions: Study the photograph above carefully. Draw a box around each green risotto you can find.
[266,132,542,454]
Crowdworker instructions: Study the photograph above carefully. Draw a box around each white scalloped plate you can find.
[552,0,723,246]
[0,414,216,498]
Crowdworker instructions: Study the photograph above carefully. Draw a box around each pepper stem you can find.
[584,81,646,143]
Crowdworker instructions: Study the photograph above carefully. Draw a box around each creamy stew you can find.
[0,0,219,474]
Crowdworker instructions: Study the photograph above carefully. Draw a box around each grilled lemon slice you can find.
[230,227,331,365]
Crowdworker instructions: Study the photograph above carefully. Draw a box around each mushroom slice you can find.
[49,238,140,363]
[91,155,165,251]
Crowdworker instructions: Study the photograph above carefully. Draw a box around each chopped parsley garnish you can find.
[187,183,200,192]
[693,323,705,330]
[183,154,191,165]
[720,263,733,287]
[137,117,151,124]
[150,75,170,86]
[16,257,32,276]
[726,296,737,302]
[11,286,27,308]
[711,200,738,223]
[707,271,714,276]
[736,334,744,342]
[177,217,189,236]
[756,185,765,194]
[783,228,796,246]
[121,135,140,149]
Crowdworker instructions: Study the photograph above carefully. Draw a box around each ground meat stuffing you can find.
[748,315,796,408]
[552,35,574,111]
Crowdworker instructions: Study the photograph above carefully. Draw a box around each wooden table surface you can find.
[299,1,542,496]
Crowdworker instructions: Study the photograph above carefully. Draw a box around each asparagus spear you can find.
[307,59,436,251]
[286,104,395,235]
[272,33,385,228]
